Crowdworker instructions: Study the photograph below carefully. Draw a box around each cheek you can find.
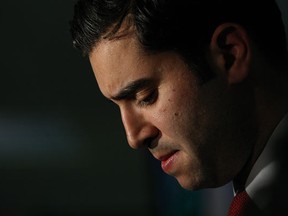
[154,90,197,137]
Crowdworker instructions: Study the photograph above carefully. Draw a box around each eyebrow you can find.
[111,78,155,101]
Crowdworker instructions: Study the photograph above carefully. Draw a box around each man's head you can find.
[70,0,288,190]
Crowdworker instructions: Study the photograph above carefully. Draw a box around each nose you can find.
[120,107,159,149]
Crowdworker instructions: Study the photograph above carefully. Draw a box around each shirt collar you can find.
[245,113,288,209]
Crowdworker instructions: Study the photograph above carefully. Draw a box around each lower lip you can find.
[161,151,179,173]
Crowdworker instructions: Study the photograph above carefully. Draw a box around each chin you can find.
[176,177,202,191]
[176,173,218,191]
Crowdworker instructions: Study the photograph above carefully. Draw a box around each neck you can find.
[233,65,288,193]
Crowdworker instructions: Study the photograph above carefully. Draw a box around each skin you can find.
[88,24,271,190]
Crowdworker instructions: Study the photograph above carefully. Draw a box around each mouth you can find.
[158,150,179,174]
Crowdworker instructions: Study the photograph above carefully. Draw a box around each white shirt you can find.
[245,113,288,213]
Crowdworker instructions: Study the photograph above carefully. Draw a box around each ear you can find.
[210,23,251,84]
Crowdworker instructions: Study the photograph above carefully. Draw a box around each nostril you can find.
[144,137,157,149]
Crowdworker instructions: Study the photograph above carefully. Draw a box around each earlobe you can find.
[210,23,251,84]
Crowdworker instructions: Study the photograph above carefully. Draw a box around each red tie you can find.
[228,190,262,216]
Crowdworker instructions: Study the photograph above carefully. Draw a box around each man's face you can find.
[89,34,255,190]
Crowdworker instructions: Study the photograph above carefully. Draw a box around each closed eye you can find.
[137,89,158,107]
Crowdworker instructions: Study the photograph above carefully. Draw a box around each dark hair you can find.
[70,0,287,77]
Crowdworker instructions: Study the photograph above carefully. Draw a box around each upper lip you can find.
[155,150,178,161]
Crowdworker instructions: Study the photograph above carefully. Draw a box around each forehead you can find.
[89,35,158,98]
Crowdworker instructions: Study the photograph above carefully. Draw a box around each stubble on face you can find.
[89,32,257,191]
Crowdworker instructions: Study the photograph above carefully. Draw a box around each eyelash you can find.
[137,90,158,107]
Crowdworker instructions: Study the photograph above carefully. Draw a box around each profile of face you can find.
[89,28,256,190]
